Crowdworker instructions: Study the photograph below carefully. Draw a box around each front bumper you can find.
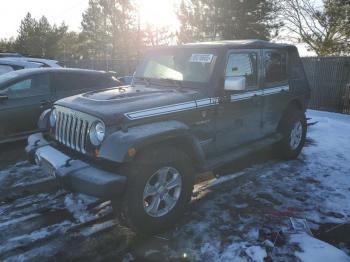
[26,133,126,200]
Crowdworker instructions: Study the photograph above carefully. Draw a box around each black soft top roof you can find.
[186,40,295,49]
[153,40,297,51]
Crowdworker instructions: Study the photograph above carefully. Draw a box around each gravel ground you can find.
[0,110,349,261]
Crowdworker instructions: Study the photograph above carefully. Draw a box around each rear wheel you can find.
[277,109,307,159]
[116,147,194,235]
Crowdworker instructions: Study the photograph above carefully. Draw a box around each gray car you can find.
[0,57,61,75]
[0,68,122,143]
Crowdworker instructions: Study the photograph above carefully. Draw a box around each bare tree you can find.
[278,0,350,56]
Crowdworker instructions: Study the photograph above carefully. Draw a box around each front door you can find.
[215,50,264,153]
[0,73,52,141]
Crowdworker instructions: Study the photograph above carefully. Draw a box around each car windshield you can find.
[135,48,218,86]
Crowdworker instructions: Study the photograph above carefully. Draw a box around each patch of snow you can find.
[122,252,135,262]
[0,221,72,255]
[246,228,259,241]
[245,245,267,262]
[0,160,46,190]
[290,233,350,262]
[64,193,95,223]
[155,110,350,260]
[80,219,118,237]
[220,242,247,261]
[208,171,245,187]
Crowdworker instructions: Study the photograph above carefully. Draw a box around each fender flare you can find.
[38,109,51,130]
[98,120,206,166]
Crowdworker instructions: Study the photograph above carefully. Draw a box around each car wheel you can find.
[277,109,307,160]
[116,146,194,235]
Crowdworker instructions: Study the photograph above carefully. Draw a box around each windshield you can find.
[135,48,218,85]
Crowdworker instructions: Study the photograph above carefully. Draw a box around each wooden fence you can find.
[301,57,350,114]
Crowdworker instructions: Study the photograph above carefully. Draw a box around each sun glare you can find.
[136,0,180,29]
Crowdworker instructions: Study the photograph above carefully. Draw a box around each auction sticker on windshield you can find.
[189,54,214,63]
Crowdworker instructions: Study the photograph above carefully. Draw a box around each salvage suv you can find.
[26,40,310,234]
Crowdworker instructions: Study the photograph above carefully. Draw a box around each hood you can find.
[55,85,203,125]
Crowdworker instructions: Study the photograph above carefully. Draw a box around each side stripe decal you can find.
[124,98,216,120]
[125,85,289,120]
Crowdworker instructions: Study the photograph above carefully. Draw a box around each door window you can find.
[7,74,50,98]
[225,53,258,90]
[264,51,287,85]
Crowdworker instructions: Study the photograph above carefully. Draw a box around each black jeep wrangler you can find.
[26,40,310,234]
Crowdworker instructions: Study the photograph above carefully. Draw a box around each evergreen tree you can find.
[142,24,176,47]
[0,38,16,52]
[14,13,69,58]
[80,0,137,59]
[177,0,201,43]
[15,13,39,55]
[80,0,110,59]
[177,0,279,43]
[324,0,350,53]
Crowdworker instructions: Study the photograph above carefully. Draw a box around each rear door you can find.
[261,50,290,136]
[0,73,52,140]
[215,50,264,153]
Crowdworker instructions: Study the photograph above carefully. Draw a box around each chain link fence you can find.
[302,57,350,114]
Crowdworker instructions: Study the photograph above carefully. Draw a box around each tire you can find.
[116,146,194,235]
[276,109,307,160]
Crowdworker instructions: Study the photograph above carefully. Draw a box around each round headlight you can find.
[50,109,57,127]
[89,121,105,146]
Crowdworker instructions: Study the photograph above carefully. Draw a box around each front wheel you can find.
[277,109,307,160]
[116,147,194,235]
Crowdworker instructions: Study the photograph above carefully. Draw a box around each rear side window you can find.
[264,51,287,85]
[225,52,258,89]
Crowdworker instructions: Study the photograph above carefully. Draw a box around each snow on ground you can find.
[0,109,350,261]
[0,161,45,190]
[290,233,350,262]
[130,110,350,261]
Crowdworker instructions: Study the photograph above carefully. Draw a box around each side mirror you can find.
[224,76,246,91]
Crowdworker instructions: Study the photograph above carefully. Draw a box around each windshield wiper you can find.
[133,76,152,86]
[157,78,184,89]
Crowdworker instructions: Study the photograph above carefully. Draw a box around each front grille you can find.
[55,110,90,154]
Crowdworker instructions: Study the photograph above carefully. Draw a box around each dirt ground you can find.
[0,110,349,261]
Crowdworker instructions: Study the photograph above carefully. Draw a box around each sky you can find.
[0,0,315,56]
[0,0,89,39]
[0,0,180,39]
